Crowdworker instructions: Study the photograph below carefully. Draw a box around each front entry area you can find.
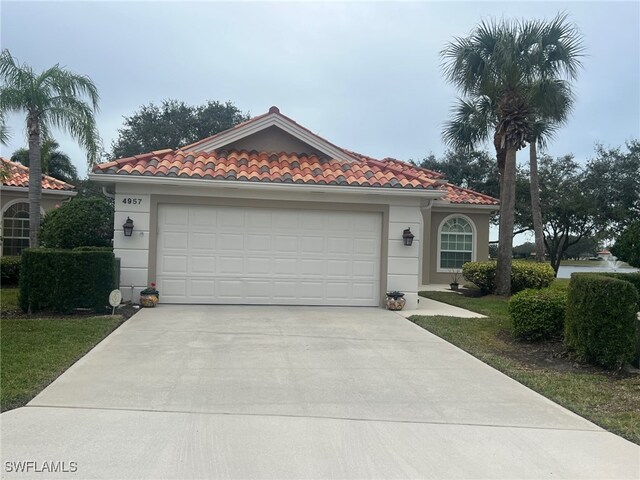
[156,204,382,305]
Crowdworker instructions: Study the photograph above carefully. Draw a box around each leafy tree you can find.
[611,221,640,268]
[563,236,599,259]
[11,139,79,183]
[538,154,597,274]
[419,149,500,199]
[40,197,113,249]
[513,242,535,258]
[583,141,640,237]
[419,148,531,232]
[441,13,583,295]
[110,99,249,159]
[0,49,101,248]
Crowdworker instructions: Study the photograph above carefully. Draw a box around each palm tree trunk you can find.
[529,141,545,262]
[495,147,517,296]
[27,114,42,248]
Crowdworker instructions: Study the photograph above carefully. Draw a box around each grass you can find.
[0,287,124,411]
[1,286,19,312]
[414,285,640,445]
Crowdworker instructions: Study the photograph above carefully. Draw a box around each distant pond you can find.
[556,265,640,279]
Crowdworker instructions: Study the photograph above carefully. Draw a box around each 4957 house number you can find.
[122,198,143,205]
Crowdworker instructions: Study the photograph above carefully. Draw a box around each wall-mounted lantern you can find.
[123,217,134,237]
[402,227,415,246]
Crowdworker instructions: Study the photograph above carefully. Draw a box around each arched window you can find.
[2,202,30,256]
[438,216,475,270]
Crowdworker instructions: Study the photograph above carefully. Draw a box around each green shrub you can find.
[19,249,115,313]
[40,197,113,249]
[565,274,638,369]
[0,256,21,286]
[509,288,567,341]
[571,272,640,309]
[462,261,555,295]
[73,246,114,252]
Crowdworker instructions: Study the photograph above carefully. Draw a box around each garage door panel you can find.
[354,238,377,255]
[326,282,350,300]
[218,280,243,299]
[157,204,381,305]
[246,257,271,274]
[162,206,189,226]
[191,207,217,227]
[247,234,271,252]
[190,256,215,274]
[161,256,188,274]
[163,232,189,249]
[219,257,244,274]
[191,233,216,250]
[301,236,324,253]
[274,235,298,252]
[190,279,215,298]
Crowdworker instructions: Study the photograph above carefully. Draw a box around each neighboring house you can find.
[0,157,77,256]
[596,250,612,261]
[91,107,498,308]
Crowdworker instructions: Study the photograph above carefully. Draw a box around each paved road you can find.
[2,306,638,479]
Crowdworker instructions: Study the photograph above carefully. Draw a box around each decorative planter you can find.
[450,283,459,291]
[139,294,159,307]
[386,292,406,311]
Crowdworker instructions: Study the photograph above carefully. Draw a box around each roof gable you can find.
[183,106,357,163]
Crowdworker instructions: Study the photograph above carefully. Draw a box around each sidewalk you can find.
[398,290,486,318]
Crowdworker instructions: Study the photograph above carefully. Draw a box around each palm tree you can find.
[527,78,576,263]
[0,112,9,145]
[0,49,101,247]
[11,139,79,183]
[441,13,583,295]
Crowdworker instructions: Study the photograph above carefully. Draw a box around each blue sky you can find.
[2,1,639,180]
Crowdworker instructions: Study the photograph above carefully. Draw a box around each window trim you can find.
[436,213,477,273]
[1,200,45,256]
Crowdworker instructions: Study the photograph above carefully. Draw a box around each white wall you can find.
[113,189,151,301]
[387,204,421,309]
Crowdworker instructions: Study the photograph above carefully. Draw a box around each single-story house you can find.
[1,157,77,256]
[91,107,498,309]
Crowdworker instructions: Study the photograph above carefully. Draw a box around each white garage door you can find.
[156,204,382,305]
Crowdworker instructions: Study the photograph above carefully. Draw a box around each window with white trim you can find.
[439,216,473,269]
[2,202,30,256]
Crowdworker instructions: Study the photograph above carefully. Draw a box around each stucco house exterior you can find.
[1,157,76,256]
[91,107,498,309]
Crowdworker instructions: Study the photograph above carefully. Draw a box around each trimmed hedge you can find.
[565,274,638,369]
[1,256,21,286]
[462,261,555,295]
[509,288,567,341]
[19,249,115,314]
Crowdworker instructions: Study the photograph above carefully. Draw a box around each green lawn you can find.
[1,286,19,312]
[1,288,124,411]
[414,288,640,445]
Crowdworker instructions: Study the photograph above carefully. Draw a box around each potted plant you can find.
[139,282,160,307]
[449,270,462,291]
[386,291,406,311]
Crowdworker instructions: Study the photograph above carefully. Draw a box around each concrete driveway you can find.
[1,306,638,479]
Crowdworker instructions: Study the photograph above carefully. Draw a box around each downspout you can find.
[102,186,115,199]
[419,199,433,288]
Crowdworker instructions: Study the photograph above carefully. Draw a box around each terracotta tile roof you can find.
[94,149,444,190]
[1,157,75,191]
[93,147,499,205]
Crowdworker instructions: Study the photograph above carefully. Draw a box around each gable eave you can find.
[186,110,358,163]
